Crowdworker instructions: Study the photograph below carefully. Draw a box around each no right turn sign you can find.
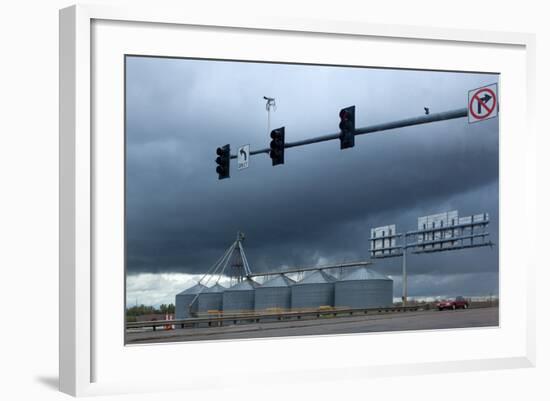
[468,83,498,123]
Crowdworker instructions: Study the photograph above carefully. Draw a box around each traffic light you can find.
[269,127,285,166]
[339,105,355,149]
[215,144,230,179]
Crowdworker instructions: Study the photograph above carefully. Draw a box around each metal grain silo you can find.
[255,274,295,311]
[335,267,393,309]
[175,283,207,319]
[291,270,336,310]
[197,283,226,314]
[223,278,259,313]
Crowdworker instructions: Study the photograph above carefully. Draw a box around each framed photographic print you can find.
[59,3,536,397]
[124,56,499,345]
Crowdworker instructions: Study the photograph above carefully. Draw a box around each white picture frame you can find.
[59,4,536,397]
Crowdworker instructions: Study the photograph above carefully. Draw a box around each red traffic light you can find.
[339,106,355,150]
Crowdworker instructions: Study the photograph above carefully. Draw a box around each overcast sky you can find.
[125,56,499,305]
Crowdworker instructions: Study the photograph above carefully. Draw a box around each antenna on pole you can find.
[264,96,276,135]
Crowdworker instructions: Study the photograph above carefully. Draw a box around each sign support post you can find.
[402,248,407,307]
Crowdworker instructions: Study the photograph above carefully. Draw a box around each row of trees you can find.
[126,303,175,317]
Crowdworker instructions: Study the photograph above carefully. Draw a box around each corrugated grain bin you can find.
[291,270,336,309]
[255,274,295,311]
[223,278,259,313]
[175,283,207,319]
[335,267,393,309]
[197,283,226,313]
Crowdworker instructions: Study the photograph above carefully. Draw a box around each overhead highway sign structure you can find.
[369,210,493,306]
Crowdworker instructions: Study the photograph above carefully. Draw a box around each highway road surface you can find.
[126,306,499,344]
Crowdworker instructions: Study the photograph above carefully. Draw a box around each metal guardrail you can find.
[126,305,425,331]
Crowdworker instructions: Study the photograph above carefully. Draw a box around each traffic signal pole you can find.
[230,107,468,159]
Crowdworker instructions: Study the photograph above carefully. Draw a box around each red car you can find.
[436,296,469,311]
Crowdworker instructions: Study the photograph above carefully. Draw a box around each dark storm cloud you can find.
[125,56,499,296]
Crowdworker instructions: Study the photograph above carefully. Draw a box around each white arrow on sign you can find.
[237,144,250,170]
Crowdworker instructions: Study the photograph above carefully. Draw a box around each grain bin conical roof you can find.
[177,282,207,295]
[204,283,226,293]
[340,267,390,281]
[261,274,295,288]
[298,269,336,284]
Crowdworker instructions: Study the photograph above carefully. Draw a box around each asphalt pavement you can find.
[126,306,499,344]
